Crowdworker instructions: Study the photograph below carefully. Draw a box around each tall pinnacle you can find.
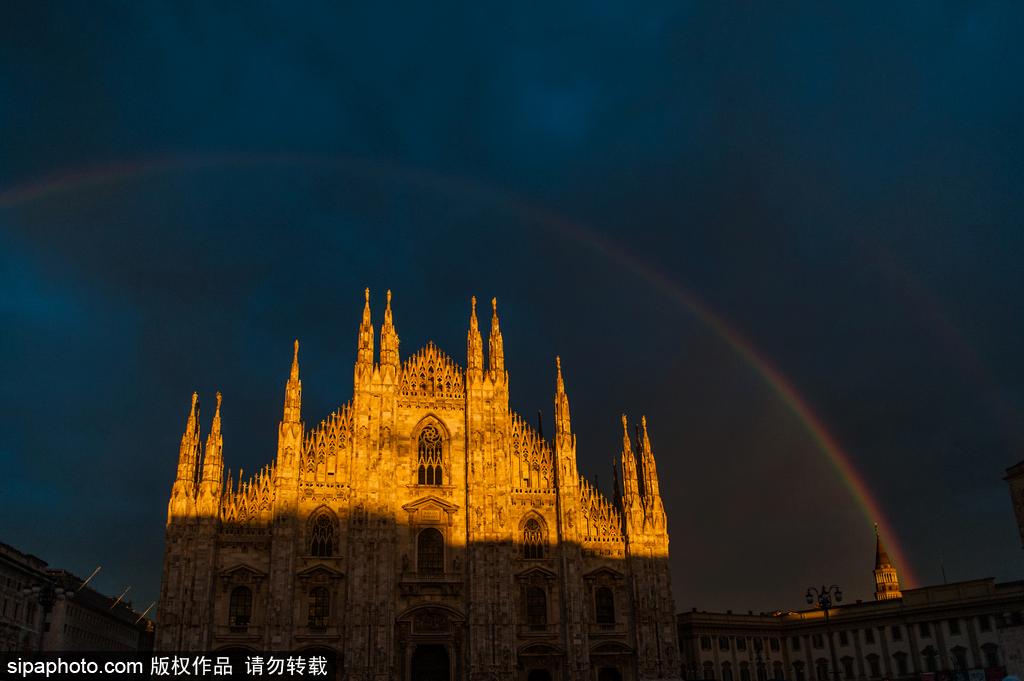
[184,392,199,442]
[355,288,375,384]
[175,392,201,491]
[619,414,643,524]
[638,414,665,527]
[380,289,400,368]
[202,392,224,483]
[554,356,571,436]
[283,340,302,423]
[488,296,504,375]
[467,295,483,377]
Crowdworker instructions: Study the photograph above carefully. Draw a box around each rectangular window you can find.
[865,628,875,644]
[738,638,747,651]
[839,631,849,646]
[919,622,931,638]
[979,615,991,632]
[720,637,731,651]
[948,618,961,635]
[812,634,824,649]
[770,638,780,652]
[701,636,712,651]
[891,625,902,641]
[792,636,802,651]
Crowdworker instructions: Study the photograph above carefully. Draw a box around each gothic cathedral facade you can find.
[156,291,682,681]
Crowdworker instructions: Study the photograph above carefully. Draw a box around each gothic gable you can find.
[301,403,353,483]
[510,412,555,492]
[398,342,465,401]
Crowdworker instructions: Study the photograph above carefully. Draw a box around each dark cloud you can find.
[1,1,1022,613]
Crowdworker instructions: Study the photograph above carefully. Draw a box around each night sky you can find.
[2,3,1023,616]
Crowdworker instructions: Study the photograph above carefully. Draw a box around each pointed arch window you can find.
[595,586,615,625]
[525,586,547,628]
[228,586,252,631]
[417,528,444,574]
[309,513,336,557]
[417,425,444,485]
[307,587,329,629]
[523,518,545,559]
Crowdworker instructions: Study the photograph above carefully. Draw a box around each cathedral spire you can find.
[554,356,571,437]
[873,523,902,600]
[639,415,660,500]
[380,289,400,373]
[639,415,666,530]
[196,392,225,517]
[355,288,375,386]
[467,295,484,380]
[619,414,644,531]
[169,392,201,522]
[201,392,223,483]
[488,297,504,377]
[283,340,302,424]
[175,392,201,489]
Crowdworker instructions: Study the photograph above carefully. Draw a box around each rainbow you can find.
[0,153,917,586]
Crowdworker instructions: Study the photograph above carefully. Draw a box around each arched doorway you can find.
[599,667,624,681]
[528,670,553,681]
[411,644,450,681]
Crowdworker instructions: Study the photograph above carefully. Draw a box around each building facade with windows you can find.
[156,291,681,681]
[677,537,1024,681]
[0,542,153,652]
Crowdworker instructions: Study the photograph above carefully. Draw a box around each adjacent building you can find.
[156,291,682,681]
[678,529,1022,681]
[0,542,48,651]
[0,541,153,652]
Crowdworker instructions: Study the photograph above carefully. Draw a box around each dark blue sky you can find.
[1,2,1022,613]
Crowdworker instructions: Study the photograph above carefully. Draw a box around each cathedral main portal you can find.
[410,644,451,681]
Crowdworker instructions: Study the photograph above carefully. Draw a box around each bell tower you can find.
[873,523,902,601]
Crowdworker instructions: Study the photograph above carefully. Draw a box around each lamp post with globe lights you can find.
[22,582,74,650]
[806,585,843,681]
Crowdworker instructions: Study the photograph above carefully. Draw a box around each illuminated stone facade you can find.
[156,291,681,681]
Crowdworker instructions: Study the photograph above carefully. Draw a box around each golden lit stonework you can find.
[157,291,681,681]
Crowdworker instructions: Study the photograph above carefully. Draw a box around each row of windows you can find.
[696,646,1000,681]
[703,615,997,655]
[2,576,29,592]
[784,616,995,652]
[229,586,332,631]
[705,637,782,652]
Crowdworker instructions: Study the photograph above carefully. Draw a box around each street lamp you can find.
[806,585,843,681]
[22,582,74,650]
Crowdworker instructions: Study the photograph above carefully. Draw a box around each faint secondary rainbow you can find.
[0,154,917,586]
